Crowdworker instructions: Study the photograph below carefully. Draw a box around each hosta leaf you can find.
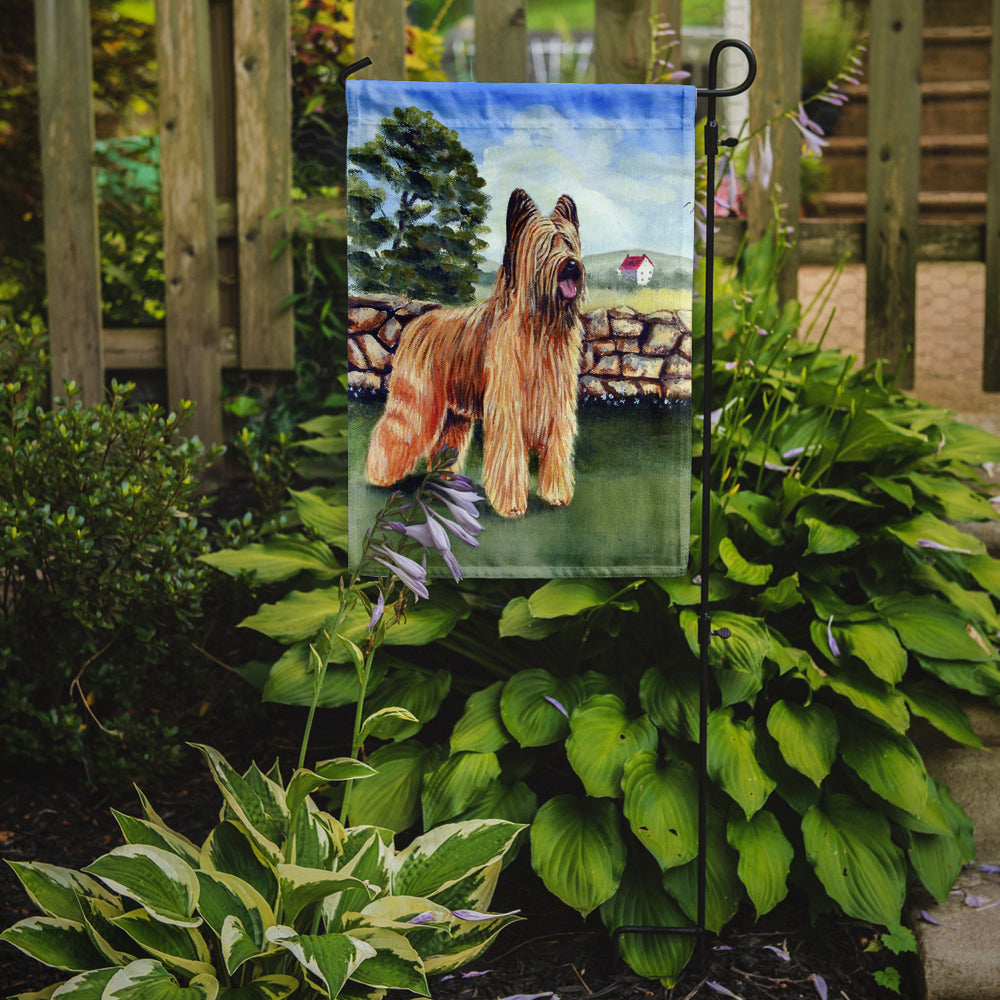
[660,811,741,933]
[901,680,982,748]
[755,573,804,614]
[765,700,838,786]
[639,663,699,742]
[680,610,770,706]
[566,695,658,798]
[530,795,626,917]
[422,907,522,974]
[526,579,616,618]
[906,472,998,522]
[111,909,214,978]
[808,661,909,732]
[393,820,524,901]
[834,410,927,463]
[190,746,287,862]
[909,828,965,905]
[802,517,859,556]
[421,751,502,828]
[199,822,278,910]
[112,812,201,868]
[654,573,737,606]
[288,489,349,546]
[727,811,793,917]
[276,865,374,925]
[4,862,118,923]
[621,751,699,870]
[346,926,428,994]
[285,759,375,823]
[83,846,200,928]
[360,706,421,742]
[599,853,694,987]
[916,655,1000,697]
[261,643,386,709]
[450,682,511,754]
[46,966,117,997]
[707,708,775,818]
[833,621,907,684]
[718,537,772,586]
[885,512,985,557]
[216,975,299,999]
[195,871,273,974]
[499,670,585,747]
[967,553,1000,597]
[838,718,929,816]
[200,535,341,584]
[802,793,906,926]
[347,740,442,832]
[322,829,393,930]
[497,596,564,639]
[103,959,217,999]
[0,916,107,971]
[362,667,451,740]
[875,594,995,662]
[265,926,375,997]
[724,490,784,545]
[453,779,538,827]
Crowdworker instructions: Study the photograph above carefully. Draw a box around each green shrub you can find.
[0,317,220,783]
[1,743,524,998]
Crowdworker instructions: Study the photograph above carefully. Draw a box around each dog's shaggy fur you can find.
[366,188,586,518]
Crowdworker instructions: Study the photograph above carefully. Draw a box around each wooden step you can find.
[822,134,989,193]
[922,25,993,83]
[813,190,987,222]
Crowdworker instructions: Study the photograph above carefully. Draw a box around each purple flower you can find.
[917,538,973,555]
[428,487,483,538]
[791,104,829,156]
[827,616,841,658]
[544,695,569,718]
[407,911,438,925]
[747,125,773,190]
[451,908,520,921]
[763,944,790,961]
[706,983,742,999]
[812,974,828,1000]
[367,590,385,631]
[371,544,429,600]
[428,505,480,549]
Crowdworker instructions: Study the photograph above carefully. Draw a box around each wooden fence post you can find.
[594,0,653,84]
[983,0,1000,390]
[354,0,406,80]
[864,0,923,389]
[473,0,527,82]
[233,0,294,370]
[746,0,801,305]
[34,0,104,405]
[157,0,223,445]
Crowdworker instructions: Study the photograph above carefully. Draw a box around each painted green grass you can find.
[349,401,692,578]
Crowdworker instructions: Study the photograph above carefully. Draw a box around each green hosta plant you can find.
[342,232,999,985]
[1,743,523,999]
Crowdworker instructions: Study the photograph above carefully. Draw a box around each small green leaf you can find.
[421,752,502,828]
[765,700,838,786]
[450,682,511,754]
[901,680,982,748]
[803,517,859,555]
[639,664,699,742]
[497,597,563,639]
[718,537,772,586]
[839,718,929,817]
[707,708,776,818]
[526,579,616,618]
[347,740,441,832]
[727,811,793,917]
[530,795,626,917]
[499,670,584,747]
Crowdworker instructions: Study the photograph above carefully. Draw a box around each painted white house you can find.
[618,253,655,286]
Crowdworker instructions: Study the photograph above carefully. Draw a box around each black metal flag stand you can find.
[340,38,758,974]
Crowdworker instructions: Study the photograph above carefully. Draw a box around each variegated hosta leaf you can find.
[529,796,626,917]
[4,861,118,922]
[421,751,501,829]
[362,668,451,741]
[276,865,375,925]
[102,958,218,999]
[450,682,511,754]
[765,700,838,786]
[288,802,343,870]
[727,810,793,917]
[214,974,299,999]
[599,853,694,987]
[44,966,118,997]
[707,707,776,819]
[621,751,699,871]
[499,670,585,747]
[322,829,393,931]
[110,908,214,979]
[838,718,929,817]
[200,822,278,910]
[112,811,202,868]
[83,846,200,928]
[420,906,523,975]
[285,760,375,824]
[424,859,501,916]
[265,925,375,998]
[391,820,524,901]
[78,894,135,966]
[191,745,287,863]
[344,926,429,995]
[661,811,742,934]
[195,871,274,974]
[0,915,107,971]
[802,793,906,926]
[566,695,658,798]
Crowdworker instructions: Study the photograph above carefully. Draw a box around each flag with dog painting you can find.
[346,80,696,578]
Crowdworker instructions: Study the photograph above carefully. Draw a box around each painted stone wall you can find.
[347,294,692,403]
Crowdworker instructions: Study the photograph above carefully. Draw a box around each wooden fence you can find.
[33,0,1000,445]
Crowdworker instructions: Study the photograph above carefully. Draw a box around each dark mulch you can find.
[1,748,914,1000]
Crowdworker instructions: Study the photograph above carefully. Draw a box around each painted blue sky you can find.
[346,81,697,264]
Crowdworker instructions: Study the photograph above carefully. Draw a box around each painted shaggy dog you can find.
[366,188,586,518]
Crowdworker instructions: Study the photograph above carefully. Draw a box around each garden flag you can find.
[346,80,697,577]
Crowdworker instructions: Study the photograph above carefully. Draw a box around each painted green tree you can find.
[348,105,490,304]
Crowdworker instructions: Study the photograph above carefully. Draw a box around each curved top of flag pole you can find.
[697,38,756,99]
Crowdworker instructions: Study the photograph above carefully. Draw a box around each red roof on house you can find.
[619,254,654,271]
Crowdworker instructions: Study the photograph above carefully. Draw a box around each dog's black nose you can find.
[561,259,581,281]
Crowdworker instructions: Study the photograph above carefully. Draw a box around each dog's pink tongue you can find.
[559,279,577,299]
